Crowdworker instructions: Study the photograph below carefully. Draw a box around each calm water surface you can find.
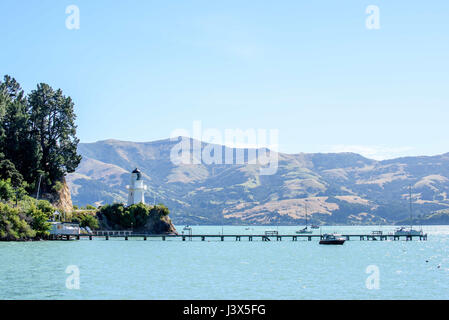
[1,225,449,299]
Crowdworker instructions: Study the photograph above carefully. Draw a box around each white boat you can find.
[394,185,423,236]
[49,222,80,235]
[296,203,313,234]
[296,227,312,234]
[394,227,423,236]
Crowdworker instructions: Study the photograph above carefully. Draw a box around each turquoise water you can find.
[1,225,449,300]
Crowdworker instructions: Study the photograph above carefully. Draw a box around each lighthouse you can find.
[127,168,147,206]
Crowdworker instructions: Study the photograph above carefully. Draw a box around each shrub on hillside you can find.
[0,203,35,240]
[0,179,14,202]
[71,211,99,230]
[98,203,170,230]
[26,205,52,238]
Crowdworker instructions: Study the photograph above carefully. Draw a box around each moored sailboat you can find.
[394,185,423,236]
[296,203,313,234]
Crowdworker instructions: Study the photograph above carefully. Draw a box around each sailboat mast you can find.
[409,185,413,230]
[305,202,308,227]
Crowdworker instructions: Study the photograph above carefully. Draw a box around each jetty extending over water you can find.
[49,231,428,241]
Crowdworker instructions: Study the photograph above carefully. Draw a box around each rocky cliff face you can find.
[40,177,73,213]
[54,177,74,213]
[141,215,178,235]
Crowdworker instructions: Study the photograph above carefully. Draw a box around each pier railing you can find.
[53,232,428,242]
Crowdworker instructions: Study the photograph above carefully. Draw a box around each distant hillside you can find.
[67,138,449,225]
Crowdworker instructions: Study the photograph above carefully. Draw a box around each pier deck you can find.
[50,233,428,241]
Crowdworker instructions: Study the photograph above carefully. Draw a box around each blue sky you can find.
[1,0,448,160]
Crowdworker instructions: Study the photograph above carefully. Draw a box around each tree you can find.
[0,179,14,202]
[0,159,23,188]
[0,75,25,102]
[72,213,99,230]
[0,76,82,195]
[0,76,40,188]
[150,204,170,218]
[0,203,36,240]
[37,199,55,217]
[98,203,170,230]
[28,83,81,191]
[27,206,52,238]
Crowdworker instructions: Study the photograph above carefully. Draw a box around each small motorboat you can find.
[319,233,345,245]
[311,224,320,229]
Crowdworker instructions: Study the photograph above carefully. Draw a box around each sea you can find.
[1,225,449,300]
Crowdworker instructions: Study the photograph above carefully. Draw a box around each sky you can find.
[1,0,448,160]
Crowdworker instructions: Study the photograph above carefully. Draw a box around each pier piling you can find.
[72,232,427,242]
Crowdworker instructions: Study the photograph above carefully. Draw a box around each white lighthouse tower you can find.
[127,168,147,206]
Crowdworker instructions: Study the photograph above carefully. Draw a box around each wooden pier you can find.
[59,232,428,242]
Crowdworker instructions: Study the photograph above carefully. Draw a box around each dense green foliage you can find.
[0,203,35,240]
[71,211,99,230]
[99,203,169,229]
[0,159,23,187]
[0,197,53,241]
[0,179,14,202]
[0,75,81,195]
[0,74,82,240]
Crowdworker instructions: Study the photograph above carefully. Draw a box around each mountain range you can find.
[67,138,449,225]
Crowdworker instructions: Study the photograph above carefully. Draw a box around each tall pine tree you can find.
[0,76,40,186]
[0,75,81,194]
[28,83,81,192]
